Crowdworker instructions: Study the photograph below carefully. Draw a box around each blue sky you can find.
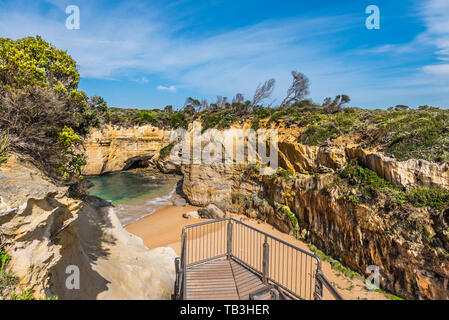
[1,0,448,109]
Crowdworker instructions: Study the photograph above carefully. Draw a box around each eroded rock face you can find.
[0,154,176,300]
[82,125,172,175]
[228,172,449,300]
[80,125,449,299]
[181,163,243,206]
[347,147,449,189]
[177,137,449,299]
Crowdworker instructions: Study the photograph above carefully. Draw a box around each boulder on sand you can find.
[197,204,225,219]
[172,197,187,206]
[182,211,200,219]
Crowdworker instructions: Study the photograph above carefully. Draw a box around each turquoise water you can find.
[87,172,178,225]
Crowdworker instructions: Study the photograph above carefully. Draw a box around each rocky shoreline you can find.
[0,153,177,299]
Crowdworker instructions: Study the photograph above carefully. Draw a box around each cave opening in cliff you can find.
[122,156,152,171]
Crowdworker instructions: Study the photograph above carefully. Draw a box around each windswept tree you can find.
[322,94,350,113]
[183,104,196,117]
[231,93,251,115]
[184,97,201,111]
[214,96,228,109]
[232,93,244,104]
[200,99,209,111]
[394,104,409,111]
[280,71,310,107]
[252,78,275,107]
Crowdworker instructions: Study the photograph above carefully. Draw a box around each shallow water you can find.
[86,171,178,226]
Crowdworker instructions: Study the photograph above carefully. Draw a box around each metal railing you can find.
[174,217,343,300]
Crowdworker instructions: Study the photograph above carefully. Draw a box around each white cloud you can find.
[422,64,449,75]
[420,0,449,62]
[2,0,448,107]
[156,85,176,92]
[0,0,361,101]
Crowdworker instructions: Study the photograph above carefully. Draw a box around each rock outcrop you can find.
[176,131,449,299]
[79,124,449,299]
[82,125,171,175]
[0,154,176,299]
[197,204,226,219]
[347,147,449,189]
[182,211,200,219]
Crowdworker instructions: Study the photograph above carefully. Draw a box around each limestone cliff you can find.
[0,154,176,299]
[80,124,449,300]
[179,128,449,300]
[82,124,171,175]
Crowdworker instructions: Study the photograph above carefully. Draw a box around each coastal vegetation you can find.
[0,36,104,182]
[0,249,54,300]
[338,162,449,211]
[1,35,449,300]
[0,133,7,165]
[2,36,447,184]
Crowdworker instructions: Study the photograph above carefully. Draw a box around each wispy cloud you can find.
[156,85,176,92]
[1,0,448,108]
[423,64,449,75]
[419,0,449,77]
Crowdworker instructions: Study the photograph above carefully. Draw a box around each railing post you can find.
[314,270,324,300]
[262,235,269,284]
[181,231,187,299]
[174,257,180,300]
[227,220,233,260]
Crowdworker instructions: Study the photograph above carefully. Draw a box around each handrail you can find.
[182,218,321,265]
[176,217,342,300]
[315,270,344,300]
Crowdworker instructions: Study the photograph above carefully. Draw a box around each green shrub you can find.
[299,124,339,146]
[283,206,299,228]
[340,164,394,196]
[0,36,79,92]
[57,126,86,180]
[135,110,157,125]
[406,187,449,211]
[169,112,188,129]
[252,107,271,120]
[268,110,285,124]
[58,126,79,150]
[0,133,7,165]
[0,250,10,275]
[10,290,35,300]
[340,163,449,211]
[384,112,449,162]
[160,143,175,159]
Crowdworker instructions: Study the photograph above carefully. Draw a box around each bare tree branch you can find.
[280,71,310,107]
[233,93,244,104]
[252,78,276,107]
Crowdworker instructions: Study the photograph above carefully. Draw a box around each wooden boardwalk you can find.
[175,218,343,300]
[184,259,268,300]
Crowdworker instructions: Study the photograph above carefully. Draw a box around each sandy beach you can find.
[125,205,205,254]
[125,205,390,300]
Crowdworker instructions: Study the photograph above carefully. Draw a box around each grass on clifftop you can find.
[2,35,448,188]
[339,162,449,211]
